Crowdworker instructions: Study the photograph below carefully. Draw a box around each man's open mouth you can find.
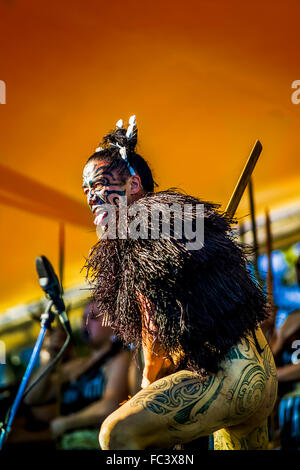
[93,206,108,226]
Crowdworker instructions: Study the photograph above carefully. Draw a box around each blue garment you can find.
[57,341,123,449]
[279,394,300,449]
[60,361,106,416]
[60,341,122,416]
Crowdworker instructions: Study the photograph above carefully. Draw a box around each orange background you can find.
[0,0,300,311]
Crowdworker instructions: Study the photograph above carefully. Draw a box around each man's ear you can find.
[130,175,143,195]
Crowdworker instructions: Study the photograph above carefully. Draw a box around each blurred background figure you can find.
[261,255,300,449]
[271,310,300,449]
[7,301,132,450]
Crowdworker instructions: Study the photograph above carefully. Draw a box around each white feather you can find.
[126,115,136,138]
[119,147,127,160]
[128,115,136,126]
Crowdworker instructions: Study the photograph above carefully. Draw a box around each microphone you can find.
[35,255,72,336]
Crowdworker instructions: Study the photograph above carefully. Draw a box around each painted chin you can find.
[94,211,108,226]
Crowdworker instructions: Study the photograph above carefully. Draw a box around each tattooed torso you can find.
[99,327,277,450]
[127,327,278,450]
[212,328,278,449]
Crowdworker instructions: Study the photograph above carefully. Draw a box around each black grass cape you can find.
[85,191,267,377]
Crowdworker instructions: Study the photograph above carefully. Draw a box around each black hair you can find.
[86,125,157,192]
[85,190,267,378]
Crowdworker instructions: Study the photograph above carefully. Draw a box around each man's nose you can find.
[87,189,98,204]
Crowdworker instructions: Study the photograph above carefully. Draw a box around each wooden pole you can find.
[265,208,274,307]
[59,222,65,294]
[248,177,262,285]
[225,140,262,220]
[264,208,278,447]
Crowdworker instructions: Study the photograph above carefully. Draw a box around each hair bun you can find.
[102,115,138,152]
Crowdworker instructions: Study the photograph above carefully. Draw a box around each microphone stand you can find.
[0,301,56,450]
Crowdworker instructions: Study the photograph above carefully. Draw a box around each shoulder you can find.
[217,328,277,425]
[223,328,275,372]
[61,357,86,377]
[102,349,131,377]
[220,328,276,387]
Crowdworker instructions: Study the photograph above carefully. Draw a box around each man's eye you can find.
[95,179,108,189]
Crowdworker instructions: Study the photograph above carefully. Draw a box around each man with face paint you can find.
[82,116,154,232]
[84,117,277,450]
[82,117,176,391]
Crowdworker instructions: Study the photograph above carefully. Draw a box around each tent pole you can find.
[59,222,65,293]
[248,177,262,285]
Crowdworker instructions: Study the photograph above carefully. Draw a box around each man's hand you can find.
[50,416,69,439]
[141,355,177,388]
[137,291,180,387]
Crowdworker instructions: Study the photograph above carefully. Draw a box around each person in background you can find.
[262,256,300,449]
[271,310,300,449]
[24,302,131,449]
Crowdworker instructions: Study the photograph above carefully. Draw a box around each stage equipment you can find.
[0,257,71,449]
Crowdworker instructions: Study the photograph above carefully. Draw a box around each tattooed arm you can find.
[100,370,227,449]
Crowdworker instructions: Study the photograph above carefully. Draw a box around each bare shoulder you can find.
[60,357,87,382]
[224,327,277,385]
[219,327,278,428]
[212,328,278,449]
[102,349,131,377]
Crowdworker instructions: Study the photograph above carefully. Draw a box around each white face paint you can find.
[82,160,128,227]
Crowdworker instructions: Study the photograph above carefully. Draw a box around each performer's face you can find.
[81,307,113,348]
[82,159,130,226]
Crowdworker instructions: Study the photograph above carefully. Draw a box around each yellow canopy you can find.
[1,0,300,312]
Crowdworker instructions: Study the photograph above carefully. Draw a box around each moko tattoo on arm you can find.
[130,372,225,425]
